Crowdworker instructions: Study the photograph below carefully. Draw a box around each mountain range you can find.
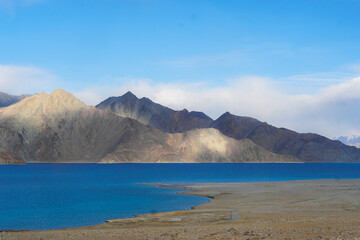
[0,89,358,164]
[97,92,360,163]
[0,90,293,164]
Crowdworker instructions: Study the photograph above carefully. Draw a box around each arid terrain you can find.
[3,179,360,240]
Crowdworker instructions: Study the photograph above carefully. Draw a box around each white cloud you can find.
[75,76,360,138]
[0,64,57,94]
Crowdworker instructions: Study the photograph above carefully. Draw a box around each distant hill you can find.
[335,136,360,148]
[96,91,213,133]
[0,92,30,107]
[0,89,291,164]
[97,92,360,163]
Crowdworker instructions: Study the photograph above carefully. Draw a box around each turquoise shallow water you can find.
[1,163,360,230]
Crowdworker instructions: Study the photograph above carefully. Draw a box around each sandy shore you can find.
[3,179,360,239]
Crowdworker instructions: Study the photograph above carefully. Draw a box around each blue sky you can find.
[1,0,360,137]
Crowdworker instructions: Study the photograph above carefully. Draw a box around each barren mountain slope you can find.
[100,128,298,163]
[211,112,360,162]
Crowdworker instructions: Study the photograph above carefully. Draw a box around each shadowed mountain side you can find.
[99,125,181,163]
[100,128,299,163]
[211,112,360,162]
[0,92,31,108]
[96,91,213,133]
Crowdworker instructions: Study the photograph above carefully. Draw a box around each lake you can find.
[1,163,360,230]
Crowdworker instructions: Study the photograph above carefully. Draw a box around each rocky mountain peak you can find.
[0,89,86,126]
[215,111,234,121]
[46,89,86,112]
[121,91,138,101]
[189,111,213,121]
[50,89,73,97]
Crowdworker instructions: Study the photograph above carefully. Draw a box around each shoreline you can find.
[3,179,360,239]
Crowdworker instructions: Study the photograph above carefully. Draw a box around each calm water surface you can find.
[1,163,360,230]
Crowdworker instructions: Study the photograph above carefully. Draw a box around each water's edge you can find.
[2,163,360,230]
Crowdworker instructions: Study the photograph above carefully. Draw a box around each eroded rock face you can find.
[96,92,213,133]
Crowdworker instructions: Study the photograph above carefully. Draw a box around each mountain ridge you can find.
[96,91,213,133]
[97,91,360,163]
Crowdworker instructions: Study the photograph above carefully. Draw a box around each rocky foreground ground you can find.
[3,179,360,240]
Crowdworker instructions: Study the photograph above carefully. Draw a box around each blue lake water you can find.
[1,163,360,230]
